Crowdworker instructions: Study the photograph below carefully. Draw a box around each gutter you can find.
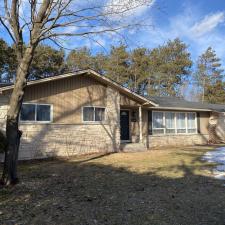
[151,106,213,112]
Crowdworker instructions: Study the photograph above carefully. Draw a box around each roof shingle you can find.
[145,96,225,112]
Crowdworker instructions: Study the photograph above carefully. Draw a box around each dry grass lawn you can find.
[1,145,225,225]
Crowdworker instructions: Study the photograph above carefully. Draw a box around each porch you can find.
[119,105,149,151]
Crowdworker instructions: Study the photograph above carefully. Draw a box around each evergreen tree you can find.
[129,48,151,94]
[0,39,15,82]
[29,45,65,79]
[66,47,106,74]
[1,44,66,81]
[147,38,192,96]
[195,47,225,103]
[104,44,130,84]
[66,47,94,71]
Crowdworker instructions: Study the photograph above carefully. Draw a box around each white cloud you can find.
[105,0,155,21]
[190,12,225,37]
[135,7,225,63]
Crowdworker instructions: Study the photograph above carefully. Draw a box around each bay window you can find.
[151,111,197,135]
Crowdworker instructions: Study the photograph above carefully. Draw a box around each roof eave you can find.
[151,106,213,112]
[87,70,158,106]
[0,69,158,106]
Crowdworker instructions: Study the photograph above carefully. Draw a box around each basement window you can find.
[20,103,52,123]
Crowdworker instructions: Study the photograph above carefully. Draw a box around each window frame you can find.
[82,106,106,123]
[152,111,164,134]
[151,111,197,135]
[165,111,176,134]
[20,103,53,124]
[187,112,198,134]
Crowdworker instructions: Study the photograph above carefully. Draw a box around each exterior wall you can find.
[129,110,210,147]
[148,134,209,148]
[17,85,120,159]
[214,112,225,141]
[145,110,210,148]
[199,111,210,134]
[120,94,140,107]
[0,94,9,131]
[0,81,120,160]
[23,74,107,124]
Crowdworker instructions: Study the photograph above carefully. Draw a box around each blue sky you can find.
[1,0,225,65]
[146,0,225,62]
[61,0,225,64]
[0,0,224,100]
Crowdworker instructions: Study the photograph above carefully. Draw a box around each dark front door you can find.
[120,110,130,141]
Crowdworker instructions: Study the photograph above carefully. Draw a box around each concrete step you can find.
[120,142,147,152]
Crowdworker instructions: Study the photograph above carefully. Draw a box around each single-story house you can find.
[0,69,225,160]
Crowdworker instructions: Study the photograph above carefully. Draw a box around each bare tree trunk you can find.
[1,46,35,186]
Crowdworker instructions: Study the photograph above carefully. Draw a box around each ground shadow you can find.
[0,151,225,225]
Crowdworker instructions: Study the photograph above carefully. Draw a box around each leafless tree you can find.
[0,0,154,185]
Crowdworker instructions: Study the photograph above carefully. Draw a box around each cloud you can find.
[133,6,225,63]
[105,0,155,21]
[190,12,225,37]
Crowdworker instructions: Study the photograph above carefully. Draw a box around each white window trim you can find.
[20,103,53,124]
[82,106,106,123]
[152,111,197,135]
[165,112,176,132]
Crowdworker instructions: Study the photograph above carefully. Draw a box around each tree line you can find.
[0,38,224,104]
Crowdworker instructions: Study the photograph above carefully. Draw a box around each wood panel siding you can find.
[23,75,107,124]
[120,94,141,107]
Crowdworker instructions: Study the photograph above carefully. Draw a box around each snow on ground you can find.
[203,147,225,181]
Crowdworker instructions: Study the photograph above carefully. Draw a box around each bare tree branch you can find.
[0,17,16,43]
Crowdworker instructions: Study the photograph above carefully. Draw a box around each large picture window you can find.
[187,112,197,133]
[151,111,197,135]
[20,103,52,122]
[176,112,186,133]
[165,112,175,134]
[83,106,105,122]
[152,111,164,134]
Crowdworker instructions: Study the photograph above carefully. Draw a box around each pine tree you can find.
[0,39,15,82]
[147,38,192,96]
[66,47,94,71]
[129,48,151,94]
[104,44,130,84]
[195,47,225,103]
[29,45,66,79]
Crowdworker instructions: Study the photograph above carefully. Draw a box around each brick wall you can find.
[148,134,209,148]
[19,124,119,159]
[0,95,9,130]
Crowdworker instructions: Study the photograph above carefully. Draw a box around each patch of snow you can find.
[203,147,225,183]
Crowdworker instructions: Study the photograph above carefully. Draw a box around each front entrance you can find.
[120,110,130,141]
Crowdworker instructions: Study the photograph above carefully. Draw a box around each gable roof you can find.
[1,69,224,112]
[146,96,225,112]
[0,69,158,106]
